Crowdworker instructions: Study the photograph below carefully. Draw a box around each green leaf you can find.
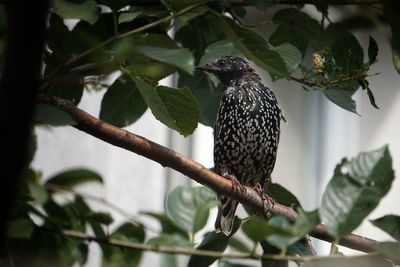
[165,186,217,233]
[87,212,114,225]
[7,218,35,239]
[270,25,308,57]
[375,241,400,265]
[384,4,400,73]
[271,43,302,74]
[53,0,99,24]
[228,237,251,253]
[267,183,302,209]
[136,45,194,74]
[141,212,189,239]
[98,0,129,12]
[266,209,318,250]
[100,74,147,127]
[35,104,75,126]
[126,72,200,136]
[28,183,48,205]
[368,36,378,65]
[200,40,243,65]
[119,11,141,24]
[148,234,191,267]
[219,16,288,77]
[102,222,145,267]
[323,89,358,114]
[242,216,273,242]
[371,215,400,241]
[46,169,103,188]
[245,0,274,11]
[188,232,229,267]
[303,254,392,267]
[320,146,395,237]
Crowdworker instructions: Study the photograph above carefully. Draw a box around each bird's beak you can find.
[195,63,218,73]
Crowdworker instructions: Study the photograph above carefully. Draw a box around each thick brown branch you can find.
[37,95,378,253]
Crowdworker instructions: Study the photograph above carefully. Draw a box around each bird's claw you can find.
[223,173,246,194]
[262,194,275,218]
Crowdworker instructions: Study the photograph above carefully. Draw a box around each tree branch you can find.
[37,95,378,253]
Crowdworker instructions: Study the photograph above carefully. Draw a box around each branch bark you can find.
[38,95,378,253]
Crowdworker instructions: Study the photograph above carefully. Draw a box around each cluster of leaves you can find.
[2,146,399,266]
[15,0,397,137]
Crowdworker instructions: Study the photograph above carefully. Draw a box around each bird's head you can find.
[196,56,256,85]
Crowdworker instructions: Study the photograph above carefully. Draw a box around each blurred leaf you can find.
[242,216,273,242]
[267,183,302,209]
[320,146,394,237]
[136,46,194,74]
[165,186,218,233]
[100,74,147,127]
[127,73,200,136]
[303,254,392,267]
[141,212,189,239]
[270,25,308,57]
[28,183,48,205]
[272,43,302,74]
[53,0,99,24]
[245,0,274,10]
[102,222,145,267]
[384,4,400,73]
[267,209,318,251]
[287,238,315,256]
[228,237,251,253]
[87,212,114,225]
[260,240,288,267]
[119,11,141,24]
[371,215,400,241]
[219,16,288,77]
[323,89,357,114]
[188,232,229,267]
[368,36,378,65]
[45,81,83,105]
[177,6,209,25]
[35,104,76,126]
[7,218,35,239]
[375,241,400,265]
[272,8,324,51]
[46,169,103,188]
[76,243,89,265]
[98,0,129,11]
[148,234,191,267]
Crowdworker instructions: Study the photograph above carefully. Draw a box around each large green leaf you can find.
[102,223,145,267]
[188,231,229,267]
[53,0,99,25]
[200,40,243,65]
[270,25,308,57]
[219,16,288,77]
[165,186,218,233]
[141,212,189,238]
[368,36,378,65]
[100,74,147,127]
[375,241,400,265]
[46,169,103,188]
[126,72,200,136]
[303,254,392,267]
[267,183,302,209]
[35,104,76,126]
[323,88,357,114]
[7,218,35,239]
[371,215,400,241]
[242,216,273,242]
[271,43,302,74]
[147,234,191,267]
[136,46,194,74]
[320,146,394,237]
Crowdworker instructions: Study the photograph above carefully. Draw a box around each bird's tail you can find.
[215,196,239,236]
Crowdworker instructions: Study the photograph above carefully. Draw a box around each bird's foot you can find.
[223,173,246,193]
[262,194,275,218]
[253,183,263,196]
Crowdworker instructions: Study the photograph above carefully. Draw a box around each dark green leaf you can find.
[200,39,243,65]
[7,218,35,239]
[219,16,288,77]
[368,36,378,65]
[177,6,209,25]
[126,72,200,136]
[87,212,114,225]
[375,241,400,265]
[98,0,129,11]
[366,85,379,109]
[35,104,75,126]
[371,215,400,241]
[46,169,103,188]
[118,11,141,24]
[287,238,315,256]
[188,232,229,267]
[45,82,83,105]
[102,222,145,267]
[384,4,400,73]
[28,183,48,205]
[267,183,302,209]
[242,216,273,242]
[100,74,147,127]
[271,43,302,74]
[76,243,89,265]
[245,0,274,11]
[136,45,194,74]
[165,186,218,233]
[323,89,358,114]
[148,234,191,267]
[320,146,395,237]
[53,0,99,24]
[270,25,308,57]
[228,237,251,253]
[260,241,288,267]
[303,254,392,267]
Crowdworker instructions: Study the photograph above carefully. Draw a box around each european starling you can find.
[197,56,282,236]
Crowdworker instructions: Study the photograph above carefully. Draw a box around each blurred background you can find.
[31,5,400,266]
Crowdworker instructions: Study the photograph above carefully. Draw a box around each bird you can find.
[196,56,283,236]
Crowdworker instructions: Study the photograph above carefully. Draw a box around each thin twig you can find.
[37,95,379,253]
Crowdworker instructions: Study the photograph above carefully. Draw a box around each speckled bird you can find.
[197,56,283,236]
